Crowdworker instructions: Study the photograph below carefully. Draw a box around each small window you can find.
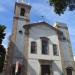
[60,36,66,41]
[31,42,37,54]
[63,37,66,41]
[59,33,66,41]
[53,44,58,56]
[41,37,49,55]
[19,30,23,34]
[20,8,25,16]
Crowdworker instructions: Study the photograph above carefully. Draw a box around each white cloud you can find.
[2,32,11,48]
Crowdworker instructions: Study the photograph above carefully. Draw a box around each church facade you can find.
[3,1,75,75]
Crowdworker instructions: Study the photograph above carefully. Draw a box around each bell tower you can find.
[3,1,31,75]
[11,0,31,42]
[11,1,31,75]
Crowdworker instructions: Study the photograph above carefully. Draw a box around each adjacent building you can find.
[3,0,75,75]
[74,56,75,61]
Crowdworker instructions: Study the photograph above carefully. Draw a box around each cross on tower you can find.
[21,0,24,2]
[17,0,24,3]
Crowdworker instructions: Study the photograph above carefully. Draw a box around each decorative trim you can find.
[15,2,31,9]
[23,28,30,75]
[23,21,63,33]
[14,16,30,22]
[56,25,68,29]
[57,33,67,75]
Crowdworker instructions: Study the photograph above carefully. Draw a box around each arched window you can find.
[20,8,25,16]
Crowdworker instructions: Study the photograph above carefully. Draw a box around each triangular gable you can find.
[23,21,62,34]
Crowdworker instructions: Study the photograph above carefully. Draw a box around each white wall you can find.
[28,59,63,75]
[28,24,61,60]
[28,59,40,75]
[52,60,63,75]
[28,24,63,75]
[12,19,25,64]
[74,56,75,61]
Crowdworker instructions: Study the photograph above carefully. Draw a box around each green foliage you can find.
[0,25,6,73]
[49,0,75,15]
[0,25,6,44]
[0,45,6,73]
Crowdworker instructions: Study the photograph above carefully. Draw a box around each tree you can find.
[0,25,6,44]
[49,0,75,15]
[0,45,6,73]
[0,25,6,73]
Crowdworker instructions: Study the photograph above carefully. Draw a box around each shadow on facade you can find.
[5,39,63,75]
[53,61,62,75]
[5,41,36,75]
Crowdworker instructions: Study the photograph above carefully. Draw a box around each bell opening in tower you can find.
[20,8,25,16]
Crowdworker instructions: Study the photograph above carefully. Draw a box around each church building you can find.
[3,0,75,75]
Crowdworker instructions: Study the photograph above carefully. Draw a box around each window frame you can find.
[20,8,25,16]
[58,33,66,42]
[31,41,37,54]
[41,37,49,55]
[41,64,50,75]
[40,60,53,75]
[53,44,59,56]
[66,67,72,75]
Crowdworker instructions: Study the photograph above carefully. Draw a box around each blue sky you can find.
[0,0,75,55]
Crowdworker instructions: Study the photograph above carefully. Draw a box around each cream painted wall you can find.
[28,59,40,75]
[58,27,74,69]
[52,60,63,75]
[28,24,61,60]
[12,19,25,64]
[28,24,63,75]
[53,23,75,75]
[28,59,63,75]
